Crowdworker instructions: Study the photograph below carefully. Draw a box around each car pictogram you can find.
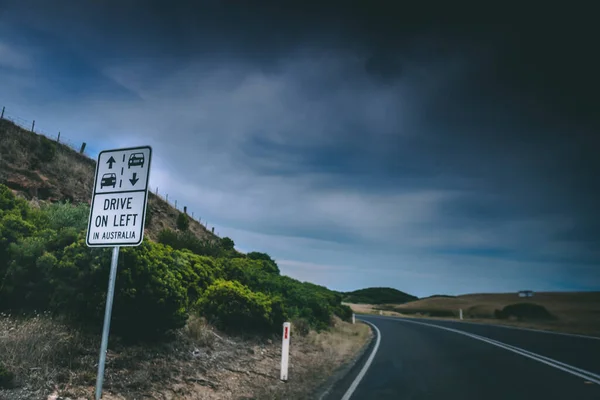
[100,173,117,188]
[128,153,145,168]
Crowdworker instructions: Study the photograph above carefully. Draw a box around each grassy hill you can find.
[0,114,364,397]
[368,291,600,336]
[0,116,353,336]
[0,117,217,244]
[343,287,417,305]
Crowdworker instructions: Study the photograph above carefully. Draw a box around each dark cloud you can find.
[1,1,598,293]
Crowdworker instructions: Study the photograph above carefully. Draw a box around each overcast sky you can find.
[1,2,598,297]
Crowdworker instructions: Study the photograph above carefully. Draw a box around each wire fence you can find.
[0,105,218,236]
[1,106,83,154]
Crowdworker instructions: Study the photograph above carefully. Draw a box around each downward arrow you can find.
[129,173,139,186]
[106,156,116,169]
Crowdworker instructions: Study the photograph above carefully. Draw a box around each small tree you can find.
[220,237,235,251]
[176,212,189,231]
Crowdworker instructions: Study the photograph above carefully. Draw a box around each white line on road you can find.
[432,318,600,341]
[391,317,600,385]
[341,319,381,400]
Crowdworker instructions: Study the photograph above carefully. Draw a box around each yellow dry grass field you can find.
[346,291,600,337]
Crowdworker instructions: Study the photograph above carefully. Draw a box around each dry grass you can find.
[347,291,600,336]
[247,318,371,400]
[1,314,371,400]
[182,315,216,349]
[0,312,97,399]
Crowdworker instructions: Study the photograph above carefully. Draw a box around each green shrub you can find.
[246,251,280,274]
[198,279,286,334]
[53,239,192,340]
[40,201,90,232]
[176,212,189,231]
[158,228,224,257]
[220,237,234,251]
[0,184,29,218]
[157,228,178,246]
[495,303,555,321]
[291,318,310,336]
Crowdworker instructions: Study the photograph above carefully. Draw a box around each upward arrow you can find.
[106,156,116,169]
[129,173,139,186]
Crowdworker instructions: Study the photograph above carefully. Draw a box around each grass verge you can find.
[1,314,371,400]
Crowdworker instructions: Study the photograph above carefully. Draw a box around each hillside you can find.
[357,291,600,336]
[0,117,216,244]
[0,116,364,398]
[343,287,417,305]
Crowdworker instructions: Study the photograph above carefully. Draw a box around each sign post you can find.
[87,146,152,399]
[280,322,291,381]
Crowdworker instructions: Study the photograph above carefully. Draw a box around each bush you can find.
[494,303,555,321]
[158,228,224,257]
[176,212,189,231]
[246,251,280,275]
[292,318,311,336]
[53,239,193,340]
[40,201,90,232]
[198,279,286,334]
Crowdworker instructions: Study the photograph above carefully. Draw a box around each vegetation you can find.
[0,184,351,342]
[343,287,417,305]
[494,303,555,321]
[198,279,285,334]
[176,212,190,231]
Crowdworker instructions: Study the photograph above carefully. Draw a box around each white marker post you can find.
[379,310,383,316]
[459,309,463,320]
[352,313,356,324]
[87,146,152,400]
[280,322,291,381]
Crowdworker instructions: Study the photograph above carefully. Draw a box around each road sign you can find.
[86,146,152,247]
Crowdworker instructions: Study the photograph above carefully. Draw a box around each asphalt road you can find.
[326,315,600,400]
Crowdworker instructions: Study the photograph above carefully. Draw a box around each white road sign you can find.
[86,146,152,247]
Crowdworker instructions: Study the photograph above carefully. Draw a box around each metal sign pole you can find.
[95,246,120,400]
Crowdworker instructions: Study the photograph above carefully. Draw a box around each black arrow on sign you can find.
[106,156,116,169]
[129,173,139,186]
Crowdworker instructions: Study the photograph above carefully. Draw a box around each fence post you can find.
[459,309,463,320]
[31,120,35,132]
[79,142,86,154]
[352,313,355,324]
[175,200,177,209]
[166,194,168,203]
[280,322,291,381]
[155,187,158,195]
[57,132,61,144]
[1,106,4,119]
[211,227,215,234]
[191,212,194,219]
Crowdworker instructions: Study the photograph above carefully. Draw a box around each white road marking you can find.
[341,319,381,400]
[432,318,600,341]
[391,317,600,385]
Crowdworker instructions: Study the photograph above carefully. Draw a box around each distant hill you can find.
[343,287,417,305]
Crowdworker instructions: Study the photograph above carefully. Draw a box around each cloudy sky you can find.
[1,2,598,297]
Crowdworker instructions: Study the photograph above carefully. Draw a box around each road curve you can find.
[326,315,600,400]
